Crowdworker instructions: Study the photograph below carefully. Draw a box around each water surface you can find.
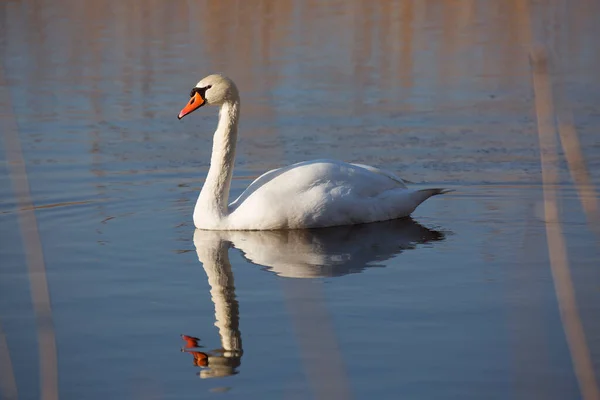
[1,1,600,399]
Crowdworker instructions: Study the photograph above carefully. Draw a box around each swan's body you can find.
[178,74,448,230]
[225,159,444,230]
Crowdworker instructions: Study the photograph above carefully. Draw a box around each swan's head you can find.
[178,74,238,120]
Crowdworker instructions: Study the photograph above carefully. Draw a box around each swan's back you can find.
[220,160,437,230]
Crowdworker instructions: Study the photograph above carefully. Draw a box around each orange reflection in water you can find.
[180,334,208,367]
[179,333,242,376]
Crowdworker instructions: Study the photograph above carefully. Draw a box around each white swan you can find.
[178,74,449,230]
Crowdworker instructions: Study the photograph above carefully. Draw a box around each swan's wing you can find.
[227,159,408,223]
[228,166,283,209]
[223,159,447,229]
[350,163,407,188]
[230,160,404,211]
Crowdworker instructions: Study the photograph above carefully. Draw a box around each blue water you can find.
[1,1,600,399]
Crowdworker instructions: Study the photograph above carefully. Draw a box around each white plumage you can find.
[177,74,448,230]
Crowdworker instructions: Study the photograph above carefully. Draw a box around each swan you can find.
[178,74,449,230]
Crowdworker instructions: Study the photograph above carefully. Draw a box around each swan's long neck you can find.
[197,100,240,221]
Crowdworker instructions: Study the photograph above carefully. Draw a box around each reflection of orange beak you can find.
[181,334,201,348]
[178,92,205,119]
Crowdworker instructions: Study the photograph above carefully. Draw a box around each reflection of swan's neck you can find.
[196,100,240,223]
[200,239,242,354]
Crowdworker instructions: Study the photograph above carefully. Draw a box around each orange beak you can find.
[178,92,205,119]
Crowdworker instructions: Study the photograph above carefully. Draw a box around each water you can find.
[1,1,600,399]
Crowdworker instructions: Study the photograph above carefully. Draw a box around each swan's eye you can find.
[189,85,212,98]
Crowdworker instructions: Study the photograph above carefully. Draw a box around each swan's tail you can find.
[418,188,454,197]
[412,188,453,206]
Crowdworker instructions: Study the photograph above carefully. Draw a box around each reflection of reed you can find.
[0,63,58,400]
[281,279,352,400]
[0,323,18,400]
[67,2,597,108]
[552,56,600,238]
[9,0,599,160]
[557,119,600,237]
[12,0,600,99]
[530,48,600,400]
[524,3,599,396]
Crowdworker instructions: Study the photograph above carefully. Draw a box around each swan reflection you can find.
[181,235,242,379]
[182,218,445,378]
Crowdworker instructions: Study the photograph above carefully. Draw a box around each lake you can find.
[1,1,599,399]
